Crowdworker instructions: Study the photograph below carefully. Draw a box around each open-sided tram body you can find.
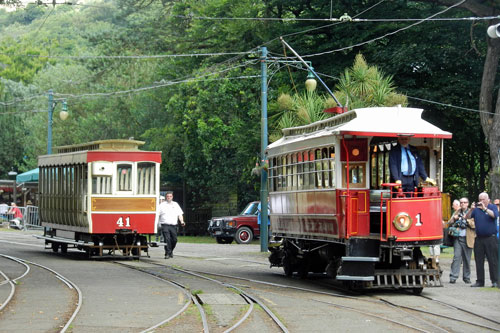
[36,139,161,257]
[267,106,452,293]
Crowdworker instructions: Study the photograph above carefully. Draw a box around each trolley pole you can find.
[260,46,269,252]
[47,89,54,154]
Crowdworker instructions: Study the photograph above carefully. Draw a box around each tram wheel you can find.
[51,242,60,253]
[283,256,294,277]
[60,243,68,254]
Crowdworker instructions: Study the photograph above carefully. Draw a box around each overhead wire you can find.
[300,0,467,58]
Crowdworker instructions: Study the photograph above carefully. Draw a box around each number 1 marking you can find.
[415,213,422,226]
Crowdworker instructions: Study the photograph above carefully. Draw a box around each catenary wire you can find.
[300,0,467,58]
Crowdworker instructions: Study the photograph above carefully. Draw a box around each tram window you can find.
[137,162,156,194]
[297,153,303,188]
[92,175,111,194]
[315,149,323,188]
[287,154,292,190]
[309,151,315,189]
[292,153,297,190]
[272,157,278,191]
[303,151,310,189]
[329,147,336,188]
[343,163,366,188]
[322,148,330,188]
[117,164,132,192]
[281,156,287,189]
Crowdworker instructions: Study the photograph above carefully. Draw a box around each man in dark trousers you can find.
[158,191,185,259]
[389,135,435,193]
[467,192,499,288]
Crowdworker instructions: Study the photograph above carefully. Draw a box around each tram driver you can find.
[389,135,436,193]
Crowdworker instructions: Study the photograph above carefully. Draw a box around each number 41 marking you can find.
[116,217,130,227]
[415,213,423,226]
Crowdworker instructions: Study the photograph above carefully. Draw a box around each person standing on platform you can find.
[446,198,475,284]
[389,136,435,193]
[158,191,185,259]
[467,192,499,288]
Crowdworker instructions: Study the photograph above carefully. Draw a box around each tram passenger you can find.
[389,135,436,194]
[158,191,185,259]
[7,202,23,229]
[467,192,499,288]
[446,198,475,284]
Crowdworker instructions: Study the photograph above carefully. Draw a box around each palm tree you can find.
[270,54,408,142]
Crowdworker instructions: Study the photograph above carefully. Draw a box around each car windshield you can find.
[240,202,259,215]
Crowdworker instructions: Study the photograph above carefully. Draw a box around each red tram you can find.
[267,106,452,293]
[36,139,161,257]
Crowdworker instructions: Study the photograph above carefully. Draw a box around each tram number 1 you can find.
[415,213,422,226]
[116,217,131,227]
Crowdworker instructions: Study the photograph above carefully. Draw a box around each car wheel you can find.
[235,227,253,244]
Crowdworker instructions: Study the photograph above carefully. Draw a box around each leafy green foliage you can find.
[0,0,497,209]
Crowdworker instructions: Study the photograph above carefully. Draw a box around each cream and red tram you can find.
[36,139,161,257]
[267,106,452,293]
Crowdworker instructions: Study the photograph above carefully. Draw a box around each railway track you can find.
[0,253,81,332]
[159,259,500,333]
[116,260,289,332]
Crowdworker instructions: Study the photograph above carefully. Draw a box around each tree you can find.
[414,0,500,199]
[271,54,407,141]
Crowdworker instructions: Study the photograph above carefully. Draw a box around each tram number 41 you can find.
[116,217,131,227]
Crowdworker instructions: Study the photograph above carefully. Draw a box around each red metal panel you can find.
[340,138,368,162]
[387,197,443,241]
[91,213,156,234]
[273,216,338,237]
[87,151,162,163]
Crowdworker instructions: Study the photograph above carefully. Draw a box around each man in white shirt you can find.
[158,191,185,259]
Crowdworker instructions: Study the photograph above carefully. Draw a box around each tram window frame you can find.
[116,163,133,193]
[315,149,323,188]
[137,162,156,195]
[342,163,366,188]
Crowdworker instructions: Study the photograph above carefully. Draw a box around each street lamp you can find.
[8,170,17,204]
[47,89,68,154]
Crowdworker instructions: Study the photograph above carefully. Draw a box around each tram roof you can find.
[268,106,452,151]
[38,139,161,166]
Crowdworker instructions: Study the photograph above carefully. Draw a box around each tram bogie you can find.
[35,139,161,258]
[267,106,451,291]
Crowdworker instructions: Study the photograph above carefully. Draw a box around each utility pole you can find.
[47,89,53,154]
[260,46,269,252]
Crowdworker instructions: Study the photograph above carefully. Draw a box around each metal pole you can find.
[13,179,16,205]
[47,89,53,154]
[260,46,269,252]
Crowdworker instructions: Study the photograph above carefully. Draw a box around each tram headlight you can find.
[393,212,412,232]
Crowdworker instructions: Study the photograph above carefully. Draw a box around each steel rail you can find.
[183,267,500,332]
[0,269,15,312]
[0,254,82,333]
[223,293,253,333]
[112,263,208,333]
[170,266,289,333]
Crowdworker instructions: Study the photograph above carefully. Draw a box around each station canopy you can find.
[16,168,39,183]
